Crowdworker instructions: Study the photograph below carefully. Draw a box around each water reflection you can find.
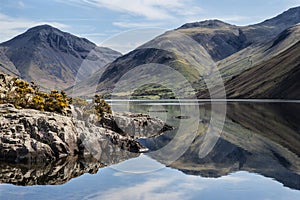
[132,102,300,190]
[0,143,140,185]
[0,157,103,186]
[0,102,299,194]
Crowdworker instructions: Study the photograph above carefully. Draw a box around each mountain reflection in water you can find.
[0,101,299,197]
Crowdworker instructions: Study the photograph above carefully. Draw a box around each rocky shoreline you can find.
[0,103,172,164]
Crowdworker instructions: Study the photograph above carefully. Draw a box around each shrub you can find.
[1,75,112,118]
[3,78,72,114]
[93,94,112,120]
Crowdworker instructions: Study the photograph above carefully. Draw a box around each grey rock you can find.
[101,112,173,139]
[0,103,147,163]
[0,104,79,163]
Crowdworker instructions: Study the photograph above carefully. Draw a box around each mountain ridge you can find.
[70,6,300,98]
[2,7,300,98]
[0,24,121,90]
[195,23,300,99]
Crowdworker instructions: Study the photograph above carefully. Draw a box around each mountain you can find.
[197,24,300,98]
[0,25,121,90]
[177,6,300,61]
[70,6,300,98]
[225,41,300,99]
[68,32,210,98]
[242,6,300,45]
[177,20,247,61]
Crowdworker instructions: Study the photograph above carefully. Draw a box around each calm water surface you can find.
[0,101,299,200]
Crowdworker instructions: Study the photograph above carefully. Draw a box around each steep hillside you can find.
[69,31,213,98]
[243,6,300,45]
[195,24,300,99]
[71,7,300,98]
[218,24,300,82]
[0,25,121,90]
[225,41,300,99]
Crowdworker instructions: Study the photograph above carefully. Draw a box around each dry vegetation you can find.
[0,75,112,117]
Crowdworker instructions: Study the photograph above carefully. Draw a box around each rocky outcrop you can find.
[0,103,74,163]
[0,102,170,163]
[0,72,172,163]
[101,112,173,139]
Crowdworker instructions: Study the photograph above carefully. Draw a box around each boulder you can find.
[101,112,174,139]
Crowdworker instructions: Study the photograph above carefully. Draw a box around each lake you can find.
[0,100,299,200]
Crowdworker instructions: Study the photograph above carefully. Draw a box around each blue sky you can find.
[0,0,300,52]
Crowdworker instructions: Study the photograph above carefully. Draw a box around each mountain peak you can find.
[25,24,73,38]
[178,20,234,29]
[25,24,66,36]
[0,24,121,90]
[27,24,56,31]
[2,24,95,48]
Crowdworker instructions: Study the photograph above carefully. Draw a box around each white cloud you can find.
[53,0,203,31]
[112,21,164,28]
[82,177,186,200]
[81,169,230,200]
[100,28,166,53]
[61,0,251,27]
[64,0,203,21]
[217,15,250,23]
[80,0,174,20]
[0,13,69,42]
[79,33,109,37]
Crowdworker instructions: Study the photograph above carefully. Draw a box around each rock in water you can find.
[0,104,146,163]
[101,112,174,139]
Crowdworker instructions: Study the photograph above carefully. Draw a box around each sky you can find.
[0,0,300,52]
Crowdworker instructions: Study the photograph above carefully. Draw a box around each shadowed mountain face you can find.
[70,6,300,98]
[224,41,300,99]
[0,25,121,90]
[196,24,300,99]
[70,40,208,97]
